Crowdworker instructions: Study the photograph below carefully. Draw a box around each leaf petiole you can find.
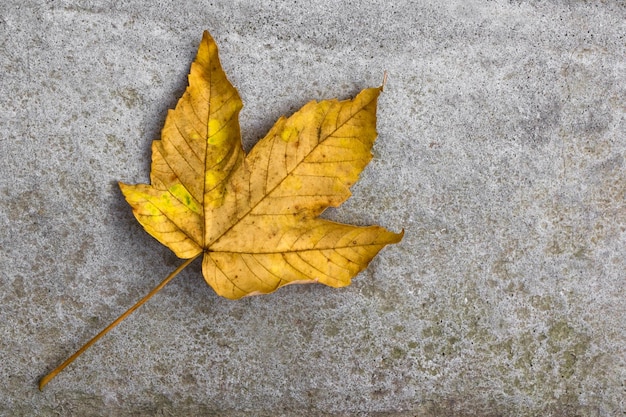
[39,253,202,390]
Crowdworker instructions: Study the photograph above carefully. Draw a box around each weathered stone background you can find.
[0,1,624,415]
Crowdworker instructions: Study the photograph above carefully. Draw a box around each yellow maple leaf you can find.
[119,31,402,299]
[40,30,402,389]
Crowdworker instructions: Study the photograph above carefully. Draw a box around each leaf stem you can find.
[39,253,202,390]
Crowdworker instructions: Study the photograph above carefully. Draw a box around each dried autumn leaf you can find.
[121,31,402,298]
[40,30,402,389]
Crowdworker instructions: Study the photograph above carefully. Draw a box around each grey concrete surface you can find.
[1,0,624,415]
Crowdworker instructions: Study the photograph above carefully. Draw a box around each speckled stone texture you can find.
[1,1,624,415]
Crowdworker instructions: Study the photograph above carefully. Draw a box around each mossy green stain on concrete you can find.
[390,346,406,360]
[548,320,574,345]
[421,326,443,338]
[561,351,578,378]
[546,320,592,380]
[324,323,340,337]
[530,295,556,311]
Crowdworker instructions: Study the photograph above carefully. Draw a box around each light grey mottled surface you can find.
[1,1,624,415]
